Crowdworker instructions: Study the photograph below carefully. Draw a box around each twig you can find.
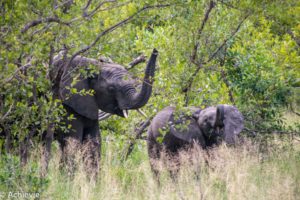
[82,0,93,12]
[96,2,129,12]
[182,62,203,106]
[216,0,239,10]
[0,103,14,122]
[3,62,32,84]
[69,1,129,24]
[84,0,117,17]
[21,17,70,34]
[206,13,250,63]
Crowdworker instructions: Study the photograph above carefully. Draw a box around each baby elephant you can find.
[147,105,244,176]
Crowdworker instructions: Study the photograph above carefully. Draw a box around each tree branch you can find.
[219,46,235,104]
[122,118,152,160]
[21,17,70,34]
[127,54,147,70]
[65,3,172,72]
[206,13,250,63]
[184,13,250,106]
[82,0,93,11]
[190,0,215,64]
[184,1,216,105]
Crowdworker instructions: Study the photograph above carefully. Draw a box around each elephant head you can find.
[54,49,158,120]
[193,104,244,145]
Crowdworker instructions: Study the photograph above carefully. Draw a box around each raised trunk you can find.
[129,49,158,109]
[215,105,225,127]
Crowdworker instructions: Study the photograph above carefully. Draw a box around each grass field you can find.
[1,135,300,200]
[0,112,299,200]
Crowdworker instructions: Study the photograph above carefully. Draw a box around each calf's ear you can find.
[222,105,244,145]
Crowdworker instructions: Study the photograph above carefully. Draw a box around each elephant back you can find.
[148,106,175,140]
[148,106,205,149]
[167,107,204,146]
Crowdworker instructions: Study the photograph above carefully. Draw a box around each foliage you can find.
[225,18,299,130]
[0,0,299,198]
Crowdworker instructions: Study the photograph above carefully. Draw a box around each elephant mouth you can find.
[214,126,224,136]
[116,107,147,118]
[114,107,126,118]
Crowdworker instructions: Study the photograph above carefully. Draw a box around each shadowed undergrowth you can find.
[1,137,299,200]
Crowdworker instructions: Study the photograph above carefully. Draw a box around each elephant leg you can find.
[167,151,180,182]
[62,116,84,176]
[82,120,101,179]
[147,139,161,183]
[40,123,54,177]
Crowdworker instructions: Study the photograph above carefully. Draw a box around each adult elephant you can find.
[147,104,244,177]
[52,49,158,176]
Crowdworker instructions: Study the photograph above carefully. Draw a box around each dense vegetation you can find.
[0,0,299,199]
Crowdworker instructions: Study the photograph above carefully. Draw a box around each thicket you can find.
[0,0,299,197]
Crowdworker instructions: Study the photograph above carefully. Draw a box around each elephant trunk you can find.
[215,105,225,127]
[128,49,158,109]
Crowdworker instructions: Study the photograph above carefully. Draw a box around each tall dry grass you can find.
[38,138,300,200]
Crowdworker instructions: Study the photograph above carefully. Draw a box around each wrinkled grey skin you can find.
[53,49,158,174]
[147,104,244,177]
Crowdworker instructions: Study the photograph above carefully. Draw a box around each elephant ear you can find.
[54,55,100,120]
[62,78,99,120]
[192,108,202,120]
[222,105,244,144]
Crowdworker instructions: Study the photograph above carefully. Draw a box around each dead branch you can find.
[127,54,147,70]
[123,118,152,160]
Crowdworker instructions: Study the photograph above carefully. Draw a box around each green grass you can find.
[1,137,300,200]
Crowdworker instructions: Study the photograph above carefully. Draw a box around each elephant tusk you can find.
[137,109,147,118]
[123,110,129,118]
